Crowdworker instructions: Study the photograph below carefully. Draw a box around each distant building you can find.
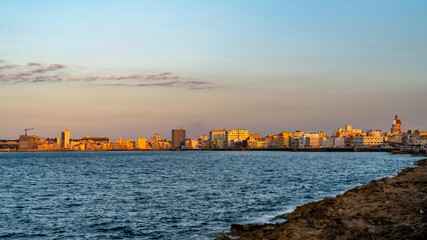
[226,129,249,148]
[323,137,345,148]
[19,135,46,151]
[198,135,208,141]
[184,138,198,149]
[113,137,124,150]
[209,129,226,148]
[411,136,427,146]
[298,133,319,148]
[366,130,382,137]
[352,136,383,148]
[61,129,70,150]
[81,136,110,143]
[172,128,186,149]
[151,140,172,150]
[278,132,292,148]
[305,136,320,148]
[293,131,304,138]
[135,137,148,149]
[335,125,362,137]
[391,115,402,135]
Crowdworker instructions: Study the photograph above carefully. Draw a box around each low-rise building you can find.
[335,125,362,138]
[352,136,383,148]
[135,137,148,150]
[323,137,345,148]
[184,138,198,149]
[18,135,46,151]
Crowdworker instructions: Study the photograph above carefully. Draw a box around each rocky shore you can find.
[217,159,427,240]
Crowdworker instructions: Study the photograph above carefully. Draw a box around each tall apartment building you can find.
[172,128,186,149]
[61,129,70,150]
[278,132,292,148]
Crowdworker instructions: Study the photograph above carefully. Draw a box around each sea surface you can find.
[0,151,422,239]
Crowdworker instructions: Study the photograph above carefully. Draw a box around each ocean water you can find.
[0,151,422,239]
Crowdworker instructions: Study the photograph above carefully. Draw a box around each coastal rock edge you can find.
[217,159,427,240]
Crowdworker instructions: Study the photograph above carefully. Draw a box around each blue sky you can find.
[1,0,426,139]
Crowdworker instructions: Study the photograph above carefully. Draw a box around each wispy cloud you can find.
[27,62,42,66]
[0,60,224,90]
[101,80,222,89]
[0,64,20,70]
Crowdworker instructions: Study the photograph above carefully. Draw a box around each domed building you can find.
[391,115,402,135]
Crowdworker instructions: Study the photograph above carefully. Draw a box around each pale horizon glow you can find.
[1,0,426,140]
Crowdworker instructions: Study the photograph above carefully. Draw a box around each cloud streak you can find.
[101,80,222,90]
[27,62,42,66]
[0,61,223,90]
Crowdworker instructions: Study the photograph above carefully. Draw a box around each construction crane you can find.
[24,128,34,136]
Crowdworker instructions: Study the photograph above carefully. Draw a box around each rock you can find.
[217,158,427,240]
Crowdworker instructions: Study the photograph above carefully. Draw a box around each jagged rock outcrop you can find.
[218,159,427,240]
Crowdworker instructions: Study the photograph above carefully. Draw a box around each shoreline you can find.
[216,157,427,240]
[1,147,400,153]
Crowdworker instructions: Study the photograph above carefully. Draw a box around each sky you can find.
[1,0,426,140]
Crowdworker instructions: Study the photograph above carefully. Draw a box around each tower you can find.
[391,115,402,135]
[172,128,186,149]
[61,129,70,150]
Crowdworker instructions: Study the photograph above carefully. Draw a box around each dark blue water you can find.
[0,151,422,239]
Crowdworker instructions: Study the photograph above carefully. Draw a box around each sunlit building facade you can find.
[226,129,249,148]
[172,128,186,149]
[391,115,402,135]
[61,129,70,150]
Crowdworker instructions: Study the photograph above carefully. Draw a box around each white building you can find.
[298,133,319,148]
[353,136,383,148]
[324,137,345,148]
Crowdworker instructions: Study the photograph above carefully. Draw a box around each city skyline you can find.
[1,114,420,141]
[0,113,422,140]
[6,114,426,152]
[1,1,427,139]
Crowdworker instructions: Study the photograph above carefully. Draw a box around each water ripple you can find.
[0,151,421,239]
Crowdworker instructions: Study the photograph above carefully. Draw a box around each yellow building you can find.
[61,129,70,150]
[226,129,249,147]
[123,139,134,150]
[318,132,327,138]
[293,131,304,138]
[135,137,149,150]
[335,125,362,137]
[391,115,402,135]
[278,132,292,148]
[113,137,124,150]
